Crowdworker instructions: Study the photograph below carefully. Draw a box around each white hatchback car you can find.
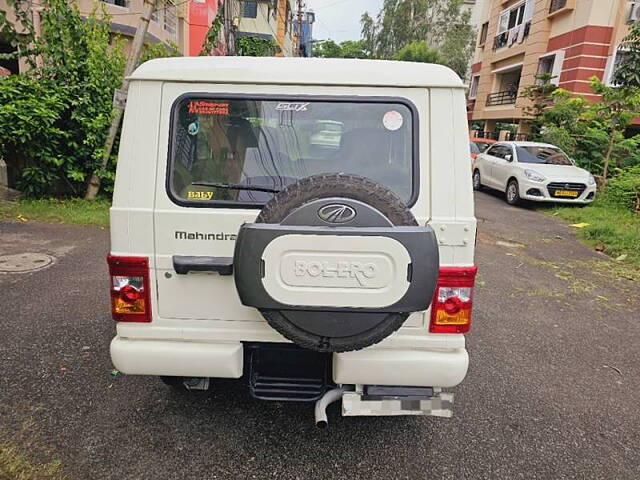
[472,141,596,205]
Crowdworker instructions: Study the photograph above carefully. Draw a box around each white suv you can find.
[473,141,596,205]
[107,57,477,426]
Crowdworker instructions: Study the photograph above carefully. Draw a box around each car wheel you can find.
[506,179,520,206]
[472,169,483,191]
[160,376,185,389]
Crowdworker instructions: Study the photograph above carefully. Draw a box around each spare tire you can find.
[233,174,439,353]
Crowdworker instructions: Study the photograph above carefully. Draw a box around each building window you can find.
[498,2,526,34]
[243,1,258,19]
[478,22,489,46]
[164,1,177,35]
[607,48,630,86]
[102,0,128,8]
[549,0,567,14]
[537,55,555,76]
[469,75,480,99]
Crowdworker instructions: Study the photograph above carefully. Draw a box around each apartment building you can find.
[0,0,189,74]
[237,0,298,56]
[468,0,635,136]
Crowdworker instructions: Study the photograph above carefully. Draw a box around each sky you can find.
[306,0,384,43]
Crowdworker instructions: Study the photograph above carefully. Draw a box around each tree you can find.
[521,73,558,140]
[393,41,441,63]
[361,0,475,78]
[0,0,173,196]
[613,20,640,89]
[529,79,640,180]
[312,39,369,59]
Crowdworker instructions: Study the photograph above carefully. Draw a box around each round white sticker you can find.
[383,110,403,131]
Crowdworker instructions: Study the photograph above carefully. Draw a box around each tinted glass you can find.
[486,145,506,158]
[169,97,415,205]
[475,141,493,153]
[516,146,572,165]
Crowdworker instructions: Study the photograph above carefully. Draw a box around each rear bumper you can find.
[110,336,468,388]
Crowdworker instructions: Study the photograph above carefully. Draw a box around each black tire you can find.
[256,173,417,353]
[506,179,521,206]
[472,169,483,191]
[160,376,185,389]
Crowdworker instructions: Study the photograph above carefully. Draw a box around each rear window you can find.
[516,146,573,165]
[168,95,417,207]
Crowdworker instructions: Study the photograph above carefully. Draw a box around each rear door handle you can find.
[172,256,233,275]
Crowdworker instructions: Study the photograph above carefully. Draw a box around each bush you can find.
[603,165,640,211]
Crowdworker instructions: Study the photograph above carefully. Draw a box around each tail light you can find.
[429,266,477,334]
[107,255,151,323]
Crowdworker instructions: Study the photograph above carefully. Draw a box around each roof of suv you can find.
[129,56,464,89]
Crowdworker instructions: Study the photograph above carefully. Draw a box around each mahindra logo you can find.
[317,204,356,224]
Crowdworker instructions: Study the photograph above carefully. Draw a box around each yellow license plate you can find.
[554,190,579,198]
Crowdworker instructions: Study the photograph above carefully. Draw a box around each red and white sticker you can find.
[383,110,403,131]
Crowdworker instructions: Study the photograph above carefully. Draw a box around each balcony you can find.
[486,90,517,107]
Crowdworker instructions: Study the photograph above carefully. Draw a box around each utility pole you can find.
[85,0,158,200]
[296,0,304,57]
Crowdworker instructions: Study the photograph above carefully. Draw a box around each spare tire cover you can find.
[243,173,428,352]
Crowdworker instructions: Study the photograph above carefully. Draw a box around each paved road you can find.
[1,192,638,479]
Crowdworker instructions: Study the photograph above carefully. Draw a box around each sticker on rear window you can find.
[383,110,403,131]
[188,100,229,115]
[275,102,309,112]
[188,121,199,135]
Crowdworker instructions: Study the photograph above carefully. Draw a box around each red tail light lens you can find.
[107,255,151,323]
[429,266,477,334]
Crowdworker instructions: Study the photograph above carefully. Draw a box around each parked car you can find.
[472,141,596,205]
[469,137,496,160]
[107,56,477,426]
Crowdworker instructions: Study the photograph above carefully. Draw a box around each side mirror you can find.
[504,154,513,162]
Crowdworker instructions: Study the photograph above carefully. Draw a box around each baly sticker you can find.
[383,110,403,131]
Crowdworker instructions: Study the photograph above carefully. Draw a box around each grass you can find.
[0,198,110,227]
[544,198,640,273]
[0,442,67,480]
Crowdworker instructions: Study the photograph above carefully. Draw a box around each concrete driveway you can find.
[1,192,638,479]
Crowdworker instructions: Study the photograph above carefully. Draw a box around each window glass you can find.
[516,146,573,165]
[470,142,481,155]
[469,75,480,98]
[243,1,257,18]
[475,141,493,153]
[169,97,415,206]
[486,145,506,158]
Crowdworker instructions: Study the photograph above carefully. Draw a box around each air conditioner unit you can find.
[629,1,640,23]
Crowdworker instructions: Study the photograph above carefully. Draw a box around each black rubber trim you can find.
[165,93,420,210]
[173,256,233,275]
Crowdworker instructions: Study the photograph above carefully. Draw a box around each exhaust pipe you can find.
[314,388,344,428]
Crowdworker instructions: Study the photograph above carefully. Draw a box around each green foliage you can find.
[140,40,181,64]
[237,36,280,56]
[549,198,640,271]
[0,197,111,226]
[361,0,475,78]
[313,39,369,58]
[199,10,225,56]
[0,0,172,197]
[393,41,441,63]
[521,74,558,139]
[524,78,640,178]
[613,20,640,88]
[602,165,640,212]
